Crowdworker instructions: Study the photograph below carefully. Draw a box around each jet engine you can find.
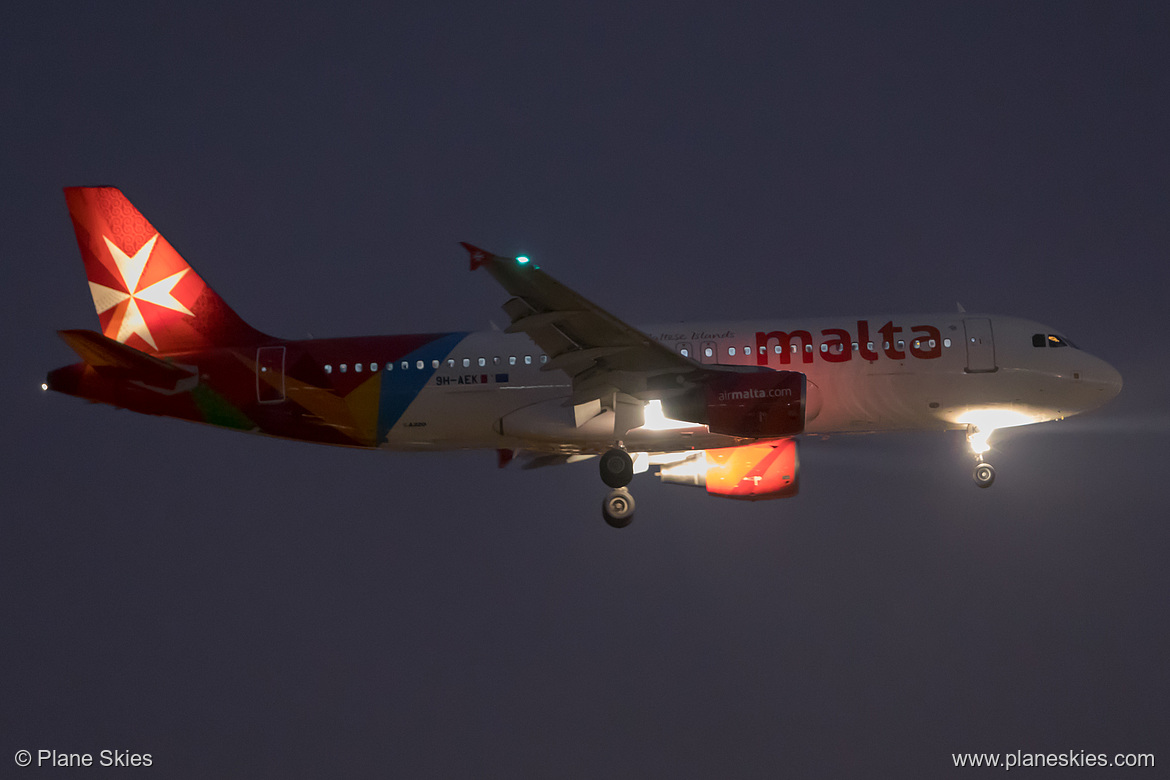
[661,370,806,438]
[657,439,799,500]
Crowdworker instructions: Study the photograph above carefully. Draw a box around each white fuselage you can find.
[382,313,1122,455]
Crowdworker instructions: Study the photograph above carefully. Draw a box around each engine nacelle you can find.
[658,440,799,501]
[662,370,806,438]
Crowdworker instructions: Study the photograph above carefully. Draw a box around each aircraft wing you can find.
[463,243,705,404]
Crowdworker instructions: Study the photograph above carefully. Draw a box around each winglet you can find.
[461,242,494,271]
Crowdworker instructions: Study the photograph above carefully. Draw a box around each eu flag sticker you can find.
[495,373,509,383]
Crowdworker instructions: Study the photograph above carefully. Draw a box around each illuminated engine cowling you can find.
[658,440,799,501]
[662,370,806,438]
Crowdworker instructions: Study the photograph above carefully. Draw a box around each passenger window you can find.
[866,341,874,351]
[852,342,859,351]
[431,360,439,369]
[897,340,905,350]
[744,345,751,356]
[447,359,455,367]
[728,347,736,356]
[773,345,781,354]
[463,358,470,368]
[478,357,486,367]
[524,355,532,365]
[680,348,690,357]
[509,356,516,365]
[355,363,362,373]
[340,364,347,373]
[417,360,425,369]
[370,363,377,372]
[385,362,393,371]
[540,355,548,364]
[324,364,332,374]
[1032,333,1046,348]
[820,343,828,353]
[493,356,500,365]
[943,338,951,348]
[804,344,812,353]
[929,339,936,348]
[707,347,715,358]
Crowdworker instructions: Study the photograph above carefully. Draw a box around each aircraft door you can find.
[962,319,997,373]
[257,346,286,402]
[700,341,717,364]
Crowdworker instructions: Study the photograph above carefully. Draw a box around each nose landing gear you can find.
[973,461,996,488]
[967,425,996,488]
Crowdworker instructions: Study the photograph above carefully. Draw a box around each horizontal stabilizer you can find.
[58,329,195,389]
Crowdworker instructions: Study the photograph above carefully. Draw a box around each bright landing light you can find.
[516,256,530,264]
[956,409,1041,454]
[640,400,694,431]
[41,383,48,391]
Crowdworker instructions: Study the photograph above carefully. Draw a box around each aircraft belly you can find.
[802,362,958,433]
[496,397,740,453]
[380,384,567,450]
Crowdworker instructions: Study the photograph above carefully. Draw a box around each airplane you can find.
[45,187,1123,527]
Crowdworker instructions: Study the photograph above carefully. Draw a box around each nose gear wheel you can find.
[973,462,996,488]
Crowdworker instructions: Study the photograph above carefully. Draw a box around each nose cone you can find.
[1104,361,1123,398]
[1086,356,1123,406]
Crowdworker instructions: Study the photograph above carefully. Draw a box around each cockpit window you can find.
[1034,333,1078,349]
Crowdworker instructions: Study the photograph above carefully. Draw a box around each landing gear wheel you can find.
[603,488,635,528]
[973,462,996,488]
[599,448,634,488]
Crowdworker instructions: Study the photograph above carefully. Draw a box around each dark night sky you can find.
[3,2,1168,776]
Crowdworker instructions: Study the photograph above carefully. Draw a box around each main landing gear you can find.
[600,447,636,528]
[602,488,635,528]
[599,447,634,488]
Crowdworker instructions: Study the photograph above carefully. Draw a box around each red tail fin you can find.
[64,187,266,354]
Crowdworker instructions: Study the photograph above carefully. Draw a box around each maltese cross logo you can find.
[88,234,193,351]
